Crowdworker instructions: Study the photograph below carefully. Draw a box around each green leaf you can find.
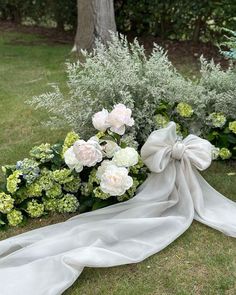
[0,219,6,225]
[92,199,115,211]
[227,134,236,144]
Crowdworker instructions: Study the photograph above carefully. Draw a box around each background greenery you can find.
[0,29,235,295]
[0,0,236,42]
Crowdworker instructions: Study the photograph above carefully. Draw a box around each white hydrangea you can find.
[112,147,139,167]
[211,145,220,160]
[100,165,133,196]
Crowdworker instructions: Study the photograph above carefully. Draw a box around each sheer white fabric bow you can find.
[0,122,235,295]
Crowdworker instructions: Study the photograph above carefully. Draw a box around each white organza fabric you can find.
[0,122,235,295]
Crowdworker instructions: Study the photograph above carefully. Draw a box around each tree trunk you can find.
[192,17,202,43]
[74,0,116,52]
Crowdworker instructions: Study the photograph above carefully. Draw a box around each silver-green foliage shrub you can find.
[28,33,236,144]
[199,57,236,118]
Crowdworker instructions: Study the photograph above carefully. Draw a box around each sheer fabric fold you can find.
[0,122,235,295]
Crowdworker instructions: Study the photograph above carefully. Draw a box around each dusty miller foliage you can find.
[28,33,236,144]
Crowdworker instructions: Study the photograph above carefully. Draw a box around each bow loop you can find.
[141,122,212,173]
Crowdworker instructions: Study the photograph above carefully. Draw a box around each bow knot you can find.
[141,122,212,173]
[172,141,185,160]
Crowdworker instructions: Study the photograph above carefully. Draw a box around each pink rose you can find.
[73,139,103,167]
[92,109,110,132]
[108,104,134,135]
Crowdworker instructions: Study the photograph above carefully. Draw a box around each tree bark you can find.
[74,0,116,52]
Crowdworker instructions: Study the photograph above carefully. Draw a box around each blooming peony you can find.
[100,165,133,196]
[112,147,139,167]
[64,147,83,172]
[108,104,134,135]
[73,139,103,167]
[92,108,110,132]
[101,140,120,158]
[96,160,114,179]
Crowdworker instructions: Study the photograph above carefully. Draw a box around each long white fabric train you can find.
[0,122,235,295]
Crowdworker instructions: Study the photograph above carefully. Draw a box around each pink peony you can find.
[73,139,103,167]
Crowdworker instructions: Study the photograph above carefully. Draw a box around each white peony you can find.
[64,147,83,172]
[92,108,110,132]
[96,160,114,179]
[100,165,133,196]
[101,140,120,158]
[73,139,103,167]
[112,147,139,167]
[108,104,134,135]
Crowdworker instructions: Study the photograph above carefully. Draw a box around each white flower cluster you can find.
[92,104,134,135]
[64,105,139,196]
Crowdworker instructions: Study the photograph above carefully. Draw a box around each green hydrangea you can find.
[27,200,44,218]
[208,113,226,128]
[176,102,193,118]
[93,187,110,200]
[130,157,144,174]
[127,178,139,197]
[229,121,236,134]
[88,169,100,185]
[30,143,54,163]
[63,177,81,193]
[45,183,62,198]
[117,193,130,202]
[52,169,74,184]
[13,187,29,204]
[62,131,80,155]
[57,194,79,213]
[0,192,14,214]
[16,158,40,185]
[27,181,42,197]
[80,182,93,196]
[2,165,16,176]
[219,148,232,160]
[7,170,22,194]
[155,114,169,128]
[38,170,54,191]
[7,209,23,226]
[43,198,58,212]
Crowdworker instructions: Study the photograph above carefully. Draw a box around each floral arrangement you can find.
[154,101,236,160]
[0,104,148,228]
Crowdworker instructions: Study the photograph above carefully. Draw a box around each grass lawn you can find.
[0,30,235,295]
